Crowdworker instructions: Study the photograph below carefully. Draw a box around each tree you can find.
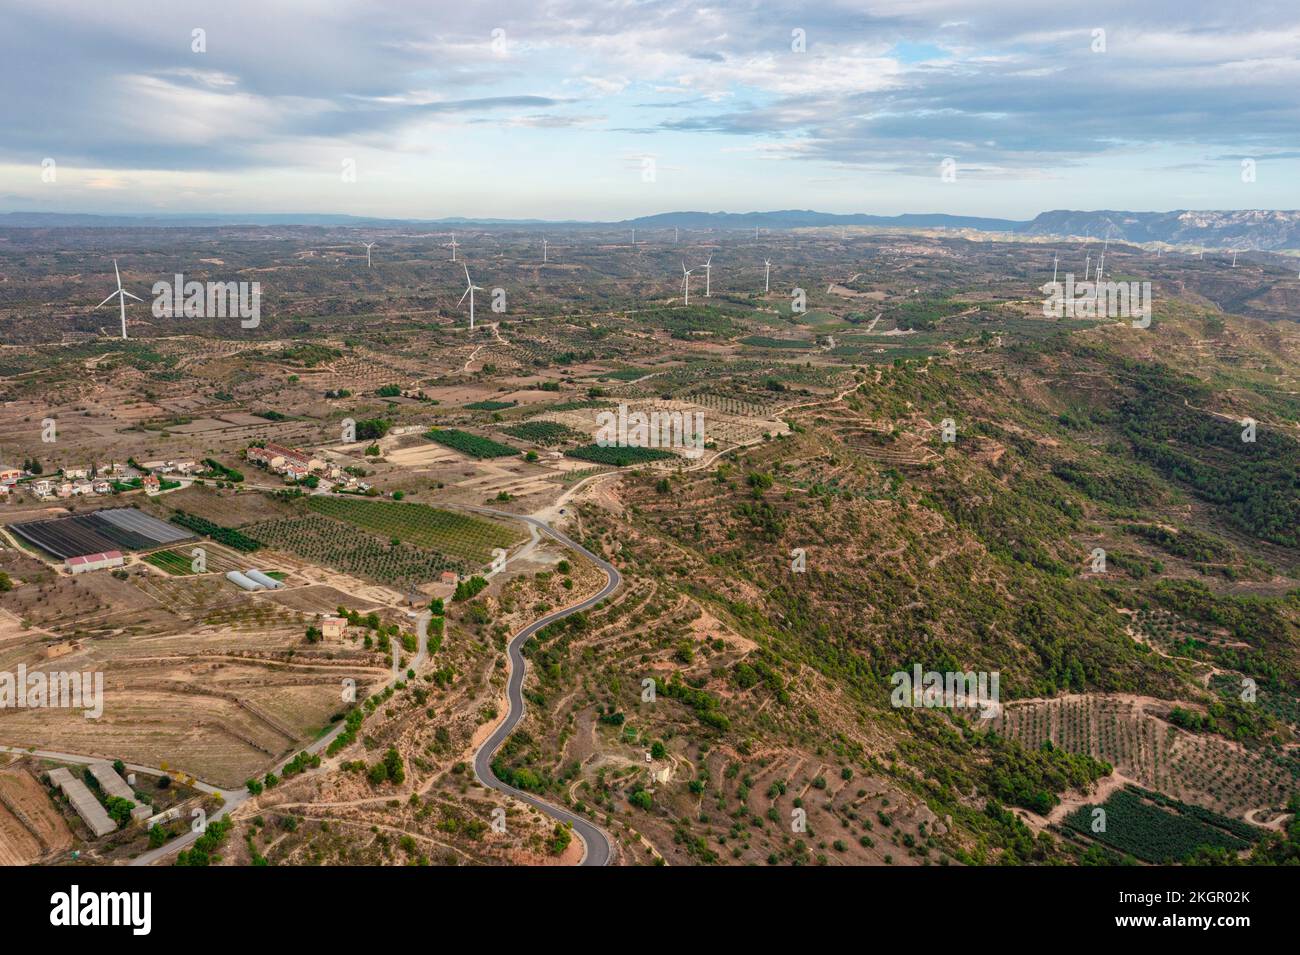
[105,796,135,827]
[384,747,405,785]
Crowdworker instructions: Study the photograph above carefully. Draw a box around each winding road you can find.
[462,507,621,866]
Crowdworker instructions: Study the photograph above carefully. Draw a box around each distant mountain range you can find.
[4,209,1300,250]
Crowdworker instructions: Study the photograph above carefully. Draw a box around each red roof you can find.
[67,550,124,566]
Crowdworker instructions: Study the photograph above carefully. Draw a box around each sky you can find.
[2,0,1299,221]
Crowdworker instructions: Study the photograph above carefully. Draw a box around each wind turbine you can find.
[704,254,713,297]
[1232,250,1237,267]
[446,234,459,262]
[1052,252,1058,285]
[763,258,772,293]
[1084,254,1091,281]
[458,264,483,330]
[680,262,694,306]
[542,237,548,264]
[674,226,679,244]
[363,241,376,268]
[96,259,142,340]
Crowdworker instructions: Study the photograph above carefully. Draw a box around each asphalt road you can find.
[465,508,620,867]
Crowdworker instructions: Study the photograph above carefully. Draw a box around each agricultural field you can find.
[501,421,585,445]
[424,428,520,459]
[302,497,522,563]
[241,514,461,588]
[565,444,677,466]
[1063,786,1261,863]
[170,511,263,552]
[8,507,194,559]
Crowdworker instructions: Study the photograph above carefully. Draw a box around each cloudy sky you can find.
[3,0,1299,220]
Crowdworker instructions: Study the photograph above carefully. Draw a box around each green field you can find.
[502,421,584,445]
[464,400,518,411]
[600,368,654,381]
[143,550,197,575]
[566,444,677,466]
[303,496,521,562]
[424,428,520,459]
[1063,786,1259,863]
[740,336,815,349]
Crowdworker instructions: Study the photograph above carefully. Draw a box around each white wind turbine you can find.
[364,241,377,268]
[1084,254,1091,281]
[674,226,679,244]
[1052,252,1058,284]
[680,262,694,306]
[96,259,142,340]
[1232,250,1237,267]
[446,233,460,262]
[458,263,483,330]
[542,237,548,264]
[704,254,713,296]
[764,258,772,293]
[1097,229,1110,282]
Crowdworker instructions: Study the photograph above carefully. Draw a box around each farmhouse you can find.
[142,474,161,493]
[66,551,125,574]
[248,443,325,476]
[321,616,347,639]
[0,467,21,485]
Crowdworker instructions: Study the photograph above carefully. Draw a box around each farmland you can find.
[242,514,460,587]
[302,497,522,563]
[566,444,677,466]
[8,508,194,559]
[424,429,520,459]
[170,511,263,552]
[1063,786,1261,863]
[502,421,584,445]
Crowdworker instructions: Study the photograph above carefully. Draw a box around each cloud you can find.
[2,0,1299,212]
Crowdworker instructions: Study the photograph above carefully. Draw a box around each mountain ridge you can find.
[3,209,1300,249]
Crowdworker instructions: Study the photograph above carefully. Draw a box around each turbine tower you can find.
[764,258,772,293]
[704,254,713,297]
[96,259,142,340]
[446,233,459,262]
[542,237,548,264]
[1052,253,1058,285]
[364,241,376,268]
[458,264,483,330]
[680,262,694,306]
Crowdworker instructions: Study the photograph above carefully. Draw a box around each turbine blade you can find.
[457,288,470,306]
[121,290,144,302]
[96,292,118,308]
[114,259,122,290]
